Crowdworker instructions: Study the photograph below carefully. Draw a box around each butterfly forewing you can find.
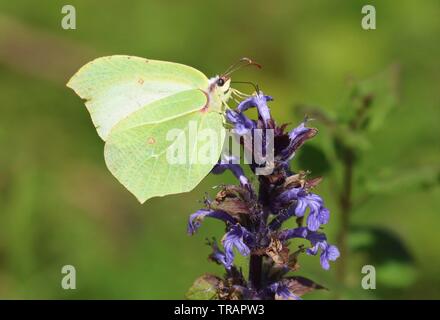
[67,55,209,140]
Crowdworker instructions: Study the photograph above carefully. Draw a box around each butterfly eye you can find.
[216,78,225,87]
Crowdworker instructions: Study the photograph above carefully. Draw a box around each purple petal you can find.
[236,93,273,125]
[212,157,250,189]
[279,120,317,161]
[306,212,320,231]
[306,244,320,256]
[326,245,340,261]
[187,209,237,235]
[269,282,301,300]
[279,227,309,241]
[320,254,331,270]
[318,207,330,225]
[209,241,229,269]
[277,187,302,204]
[288,122,310,140]
[306,232,327,256]
[225,109,254,135]
[320,243,340,270]
[222,224,252,267]
[295,199,307,217]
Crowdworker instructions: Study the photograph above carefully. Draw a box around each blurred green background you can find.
[0,0,439,299]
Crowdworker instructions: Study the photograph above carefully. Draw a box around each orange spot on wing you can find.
[199,90,209,113]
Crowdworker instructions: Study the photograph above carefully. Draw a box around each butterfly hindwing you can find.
[104,89,225,203]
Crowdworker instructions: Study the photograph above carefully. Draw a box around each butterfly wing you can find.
[67,55,209,140]
[104,89,225,203]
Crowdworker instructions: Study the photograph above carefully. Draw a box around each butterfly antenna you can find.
[231,81,260,93]
[222,57,262,77]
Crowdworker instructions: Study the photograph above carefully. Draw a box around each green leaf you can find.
[338,127,370,150]
[296,144,331,176]
[349,226,417,288]
[376,261,417,288]
[294,105,370,155]
[350,226,414,265]
[186,274,222,300]
[338,65,399,132]
[364,166,440,195]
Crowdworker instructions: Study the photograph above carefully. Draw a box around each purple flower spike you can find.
[187,209,237,235]
[187,91,339,299]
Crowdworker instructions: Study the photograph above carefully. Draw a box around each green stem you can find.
[336,149,354,283]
